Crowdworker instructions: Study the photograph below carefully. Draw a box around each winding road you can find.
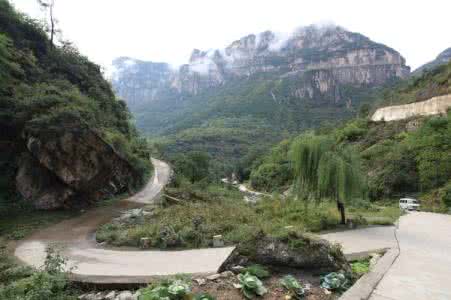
[14,159,234,284]
[14,161,451,296]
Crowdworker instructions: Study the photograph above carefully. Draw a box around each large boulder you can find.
[219,231,350,273]
[16,153,74,210]
[16,115,139,209]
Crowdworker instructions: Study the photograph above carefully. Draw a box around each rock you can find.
[16,153,75,210]
[94,292,106,300]
[132,291,141,300]
[140,237,151,249]
[206,273,221,281]
[17,115,138,209]
[231,265,245,274]
[104,291,116,300]
[78,293,103,300]
[194,278,207,286]
[213,235,224,247]
[219,232,350,273]
[369,253,382,269]
[220,271,234,278]
[116,291,133,300]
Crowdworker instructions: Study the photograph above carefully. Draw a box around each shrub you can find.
[241,265,270,279]
[351,259,370,277]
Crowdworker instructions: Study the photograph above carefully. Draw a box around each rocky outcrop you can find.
[111,57,175,109]
[371,94,451,122]
[16,115,138,210]
[219,232,350,273]
[112,25,410,104]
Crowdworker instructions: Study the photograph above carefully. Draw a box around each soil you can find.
[191,268,339,300]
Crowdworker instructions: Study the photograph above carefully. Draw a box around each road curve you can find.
[14,158,235,284]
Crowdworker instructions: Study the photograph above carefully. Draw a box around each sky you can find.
[10,0,451,72]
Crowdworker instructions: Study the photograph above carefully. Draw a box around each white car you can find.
[399,197,420,211]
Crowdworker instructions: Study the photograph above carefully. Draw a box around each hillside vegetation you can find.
[376,61,451,107]
[250,62,451,210]
[114,26,409,171]
[0,0,150,211]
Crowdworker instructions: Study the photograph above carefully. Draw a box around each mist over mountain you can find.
[112,25,410,167]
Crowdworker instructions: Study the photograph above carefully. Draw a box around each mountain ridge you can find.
[112,25,411,170]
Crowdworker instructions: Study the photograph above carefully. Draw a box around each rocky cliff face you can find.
[113,25,410,103]
[111,57,174,108]
[16,115,137,210]
[413,47,451,76]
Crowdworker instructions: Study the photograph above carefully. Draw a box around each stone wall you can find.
[371,94,451,122]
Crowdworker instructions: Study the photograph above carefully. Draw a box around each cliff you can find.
[111,25,411,164]
[113,25,410,104]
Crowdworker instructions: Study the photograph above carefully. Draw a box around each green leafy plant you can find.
[280,275,305,299]
[241,264,270,279]
[139,279,191,300]
[351,259,370,277]
[320,272,351,292]
[193,293,216,300]
[234,272,267,299]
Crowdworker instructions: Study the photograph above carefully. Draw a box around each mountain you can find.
[0,0,150,210]
[112,25,410,170]
[413,47,451,76]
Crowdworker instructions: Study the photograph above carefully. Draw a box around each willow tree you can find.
[291,133,365,224]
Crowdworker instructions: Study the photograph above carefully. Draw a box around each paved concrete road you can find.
[321,226,396,257]
[370,212,451,300]
[14,159,234,283]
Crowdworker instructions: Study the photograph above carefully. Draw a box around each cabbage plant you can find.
[234,272,267,299]
[193,293,215,300]
[320,272,350,292]
[280,275,305,299]
[139,279,191,300]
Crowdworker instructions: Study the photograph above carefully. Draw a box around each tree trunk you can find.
[337,200,346,225]
[50,5,54,47]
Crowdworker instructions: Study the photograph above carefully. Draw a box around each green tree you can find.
[291,133,366,224]
[174,151,210,183]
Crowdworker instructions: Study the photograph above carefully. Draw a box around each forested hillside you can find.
[250,61,451,210]
[0,0,150,211]
[113,26,410,171]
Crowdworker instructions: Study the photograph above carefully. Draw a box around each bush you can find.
[240,264,270,279]
[250,163,291,192]
[0,247,77,299]
[351,259,370,277]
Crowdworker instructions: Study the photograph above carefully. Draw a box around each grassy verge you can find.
[350,258,371,278]
[99,181,384,249]
[347,203,402,226]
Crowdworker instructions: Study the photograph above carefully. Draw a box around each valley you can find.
[1,0,451,299]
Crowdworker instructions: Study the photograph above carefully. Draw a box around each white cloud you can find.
[10,0,451,70]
